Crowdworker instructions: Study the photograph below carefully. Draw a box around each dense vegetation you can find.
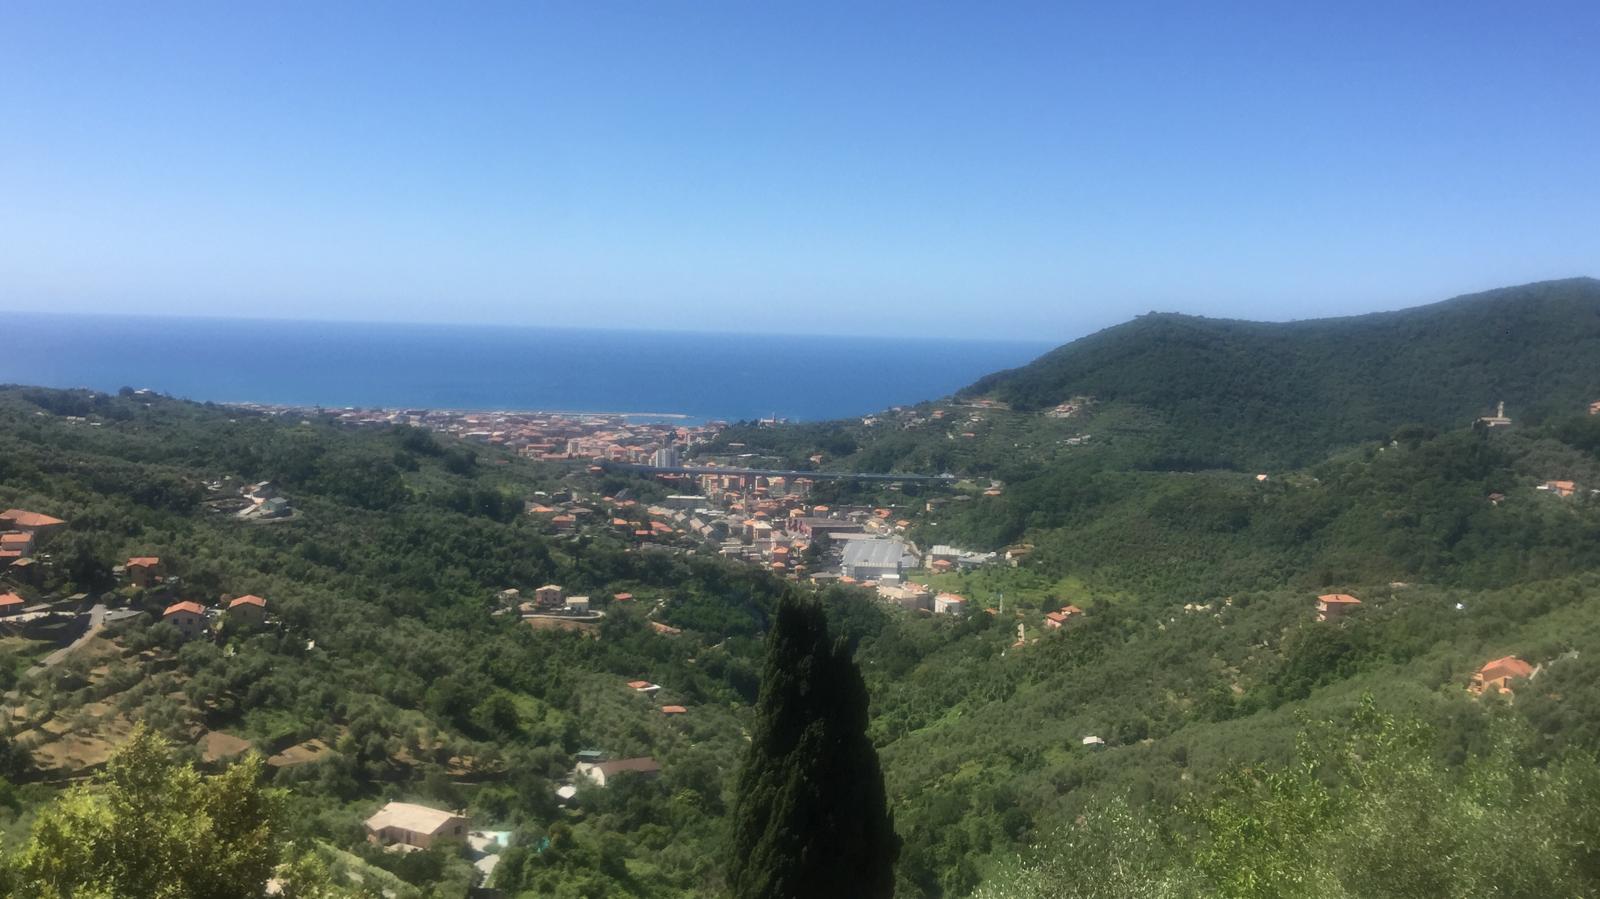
[0,387,788,896]
[730,594,898,898]
[963,277,1600,468]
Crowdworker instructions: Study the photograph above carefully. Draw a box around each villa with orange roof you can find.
[0,509,67,538]
[227,594,267,626]
[1470,656,1535,696]
[1315,593,1362,622]
[0,592,27,617]
[126,556,164,588]
[1045,604,1084,629]
[163,600,208,639]
[1,531,34,557]
[1541,480,1577,498]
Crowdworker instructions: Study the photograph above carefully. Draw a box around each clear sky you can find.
[1,1,1595,340]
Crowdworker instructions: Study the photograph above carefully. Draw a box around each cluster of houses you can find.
[1044,604,1084,628]
[160,593,269,639]
[498,584,603,622]
[301,403,722,466]
[594,480,1008,596]
[235,481,292,520]
[1538,479,1592,499]
[0,508,66,589]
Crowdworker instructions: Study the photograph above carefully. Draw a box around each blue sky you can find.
[1,1,1595,340]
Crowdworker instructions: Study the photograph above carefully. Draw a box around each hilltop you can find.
[962,277,1600,468]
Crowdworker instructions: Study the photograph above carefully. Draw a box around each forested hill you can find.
[963,277,1600,467]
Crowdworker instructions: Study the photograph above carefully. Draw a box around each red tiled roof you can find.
[613,593,634,601]
[163,601,206,617]
[1317,593,1361,605]
[0,592,25,609]
[661,705,687,715]
[0,509,66,528]
[127,556,161,568]
[228,594,266,609]
[1478,655,1534,682]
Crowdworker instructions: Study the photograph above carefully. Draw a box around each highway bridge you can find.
[598,461,956,483]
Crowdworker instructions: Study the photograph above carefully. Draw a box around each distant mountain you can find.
[962,278,1600,467]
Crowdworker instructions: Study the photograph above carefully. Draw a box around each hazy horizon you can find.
[3,2,1597,339]
[5,276,1595,346]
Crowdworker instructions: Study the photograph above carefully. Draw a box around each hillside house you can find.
[1315,593,1362,622]
[126,556,163,588]
[628,680,661,695]
[1541,480,1577,498]
[364,801,468,850]
[0,509,67,539]
[934,593,967,616]
[227,594,267,626]
[162,601,208,639]
[566,596,591,613]
[1082,735,1106,750]
[662,705,687,715]
[1470,656,1535,696]
[7,557,39,586]
[1044,605,1084,629]
[878,583,933,612]
[1,531,34,557]
[535,584,564,608]
[579,757,661,787]
[0,592,26,617]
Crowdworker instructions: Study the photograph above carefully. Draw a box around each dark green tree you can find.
[730,592,900,898]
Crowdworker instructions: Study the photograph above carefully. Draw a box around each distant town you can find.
[229,403,1014,619]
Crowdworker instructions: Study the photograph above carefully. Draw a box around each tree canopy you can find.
[731,592,900,898]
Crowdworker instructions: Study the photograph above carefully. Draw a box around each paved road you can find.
[37,603,108,669]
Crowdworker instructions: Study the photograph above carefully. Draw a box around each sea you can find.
[0,312,1054,423]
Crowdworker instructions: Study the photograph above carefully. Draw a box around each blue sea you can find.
[0,313,1054,422]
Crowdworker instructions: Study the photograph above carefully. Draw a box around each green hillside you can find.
[962,277,1600,468]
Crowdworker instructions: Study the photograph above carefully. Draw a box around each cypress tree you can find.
[730,592,900,898]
